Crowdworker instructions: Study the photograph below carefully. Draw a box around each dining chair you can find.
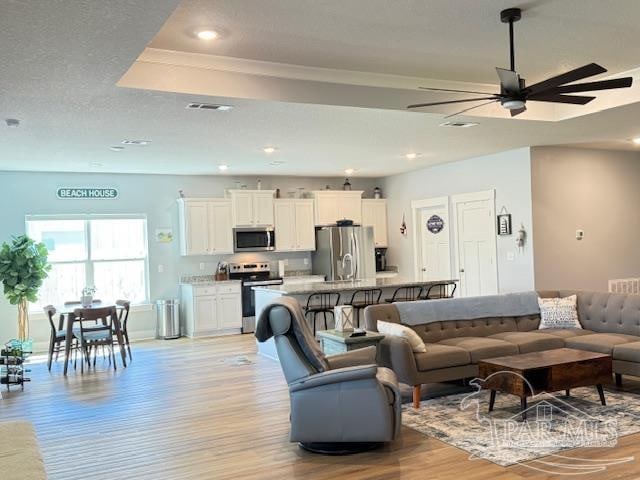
[114,300,132,361]
[384,286,423,303]
[303,292,341,335]
[72,306,119,372]
[43,305,77,371]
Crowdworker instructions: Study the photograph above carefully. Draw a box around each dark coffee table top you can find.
[479,348,610,371]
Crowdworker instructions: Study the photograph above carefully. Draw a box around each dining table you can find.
[57,301,128,375]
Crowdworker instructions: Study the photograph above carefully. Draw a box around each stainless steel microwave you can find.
[233,227,275,252]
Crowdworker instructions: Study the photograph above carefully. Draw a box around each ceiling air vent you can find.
[439,121,479,128]
[121,139,150,145]
[186,103,233,111]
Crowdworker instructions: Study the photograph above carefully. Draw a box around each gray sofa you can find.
[364,290,640,408]
[256,296,401,453]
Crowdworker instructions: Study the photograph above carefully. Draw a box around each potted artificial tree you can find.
[0,235,51,350]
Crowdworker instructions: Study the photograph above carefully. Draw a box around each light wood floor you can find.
[2,335,640,479]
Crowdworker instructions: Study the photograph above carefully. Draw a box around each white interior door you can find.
[452,190,498,297]
[416,198,451,281]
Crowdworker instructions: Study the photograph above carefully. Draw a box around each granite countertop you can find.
[252,277,458,295]
[179,275,242,286]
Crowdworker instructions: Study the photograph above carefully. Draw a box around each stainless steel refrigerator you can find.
[312,226,376,281]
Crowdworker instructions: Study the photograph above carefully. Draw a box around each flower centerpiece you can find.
[81,286,96,307]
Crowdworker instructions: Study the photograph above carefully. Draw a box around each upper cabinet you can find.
[311,191,363,226]
[178,198,234,256]
[228,190,275,227]
[274,199,316,252]
[362,199,388,248]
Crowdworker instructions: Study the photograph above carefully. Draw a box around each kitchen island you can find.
[253,277,457,360]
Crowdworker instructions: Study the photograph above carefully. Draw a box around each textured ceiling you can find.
[151,0,640,84]
[1,0,640,177]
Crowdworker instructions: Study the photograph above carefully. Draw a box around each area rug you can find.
[402,386,640,470]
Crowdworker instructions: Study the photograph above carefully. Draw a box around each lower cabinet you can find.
[181,282,242,337]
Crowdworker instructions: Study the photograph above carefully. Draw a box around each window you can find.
[25,215,149,309]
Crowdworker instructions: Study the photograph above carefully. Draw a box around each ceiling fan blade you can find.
[418,86,498,95]
[527,63,607,95]
[510,106,526,117]
[528,93,596,105]
[496,67,522,93]
[549,77,633,94]
[407,97,497,109]
[443,100,498,119]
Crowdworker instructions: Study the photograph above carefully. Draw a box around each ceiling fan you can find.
[407,8,633,117]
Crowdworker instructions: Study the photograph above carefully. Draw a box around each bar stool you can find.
[420,282,457,300]
[345,288,382,328]
[304,292,341,335]
[384,286,423,303]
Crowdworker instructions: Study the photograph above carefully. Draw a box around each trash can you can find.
[156,299,180,339]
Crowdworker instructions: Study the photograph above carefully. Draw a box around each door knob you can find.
[421,268,427,272]
[460,268,465,273]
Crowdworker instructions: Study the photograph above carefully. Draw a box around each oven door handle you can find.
[244,280,284,286]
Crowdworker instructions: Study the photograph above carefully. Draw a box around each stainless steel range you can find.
[229,262,283,333]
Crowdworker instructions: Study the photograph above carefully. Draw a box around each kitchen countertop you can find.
[179,275,242,286]
[252,277,457,295]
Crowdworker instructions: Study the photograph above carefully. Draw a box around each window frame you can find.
[25,213,150,311]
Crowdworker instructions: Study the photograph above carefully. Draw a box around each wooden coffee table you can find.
[478,348,612,420]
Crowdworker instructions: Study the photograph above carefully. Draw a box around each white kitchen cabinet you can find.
[362,199,388,247]
[217,293,243,329]
[208,201,234,254]
[311,191,363,226]
[181,282,242,337]
[294,200,315,250]
[228,190,275,227]
[274,199,316,252]
[178,198,234,256]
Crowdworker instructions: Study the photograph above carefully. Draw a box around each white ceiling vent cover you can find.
[186,103,233,111]
[439,121,479,128]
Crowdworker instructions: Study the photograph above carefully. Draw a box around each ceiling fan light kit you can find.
[408,7,633,118]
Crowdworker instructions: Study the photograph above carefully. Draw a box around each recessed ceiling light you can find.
[109,146,125,152]
[197,30,219,40]
[89,162,103,167]
[263,146,277,154]
[122,139,150,146]
[269,160,285,166]
[218,164,229,171]
[345,168,355,175]
[632,137,640,145]
[405,153,419,160]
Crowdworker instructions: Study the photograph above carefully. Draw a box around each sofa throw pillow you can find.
[538,295,582,330]
[377,320,427,353]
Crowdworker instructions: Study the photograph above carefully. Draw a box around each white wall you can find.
[531,146,640,291]
[0,171,379,349]
[382,148,535,293]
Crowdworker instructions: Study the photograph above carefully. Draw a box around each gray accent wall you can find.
[381,148,535,294]
[0,171,378,347]
[531,146,640,291]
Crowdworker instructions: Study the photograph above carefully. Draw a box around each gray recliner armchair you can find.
[256,296,401,454]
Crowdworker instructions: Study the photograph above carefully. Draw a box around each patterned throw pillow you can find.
[377,320,427,353]
[538,295,582,330]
